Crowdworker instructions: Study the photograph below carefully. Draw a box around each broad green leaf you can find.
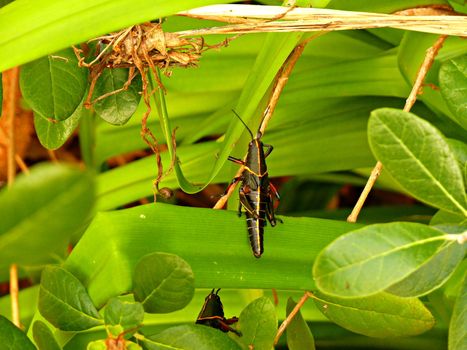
[236,297,277,350]
[0,163,95,281]
[93,68,142,125]
[286,298,315,350]
[0,315,36,350]
[386,238,465,297]
[368,108,467,216]
[133,252,195,313]
[449,272,467,350]
[20,48,87,121]
[144,325,242,350]
[440,55,467,130]
[431,210,467,226]
[444,260,467,303]
[313,222,457,297]
[313,291,434,338]
[34,104,82,150]
[0,0,231,72]
[86,340,106,350]
[64,203,356,306]
[447,138,467,184]
[32,321,61,350]
[38,266,103,331]
[104,298,144,332]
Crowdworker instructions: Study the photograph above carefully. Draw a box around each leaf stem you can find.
[347,35,447,223]
[274,291,313,345]
[9,264,21,328]
[3,67,19,187]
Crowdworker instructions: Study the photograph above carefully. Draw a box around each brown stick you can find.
[347,35,447,223]
[213,36,313,209]
[5,67,19,188]
[9,264,21,328]
[274,291,313,345]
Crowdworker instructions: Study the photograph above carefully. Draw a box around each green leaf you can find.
[0,163,95,280]
[93,68,142,125]
[38,266,103,331]
[440,55,467,130]
[0,0,231,72]
[133,252,195,313]
[34,104,82,150]
[313,222,457,297]
[64,203,356,306]
[236,297,277,350]
[104,297,144,331]
[447,138,467,185]
[143,325,242,350]
[313,291,435,338]
[86,340,106,350]
[286,298,315,350]
[32,321,61,350]
[431,210,467,226]
[449,272,467,350]
[386,237,465,297]
[368,108,467,216]
[20,48,88,121]
[0,315,36,350]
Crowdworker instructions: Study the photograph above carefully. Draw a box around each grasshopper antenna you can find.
[232,109,254,140]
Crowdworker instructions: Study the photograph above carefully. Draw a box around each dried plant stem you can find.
[213,37,312,209]
[4,67,19,188]
[274,291,313,345]
[178,5,467,37]
[347,35,447,223]
[15,154,29,174]
[9,264,20,328]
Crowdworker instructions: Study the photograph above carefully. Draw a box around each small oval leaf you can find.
[440,55,467,130]
[133,252,194,313]
[313,222,453,297]
[449,272,467,350]
[20,48,88,121]
[33,104,82,150]
[286,298,315,350]
[38,265,102,331]
[313,291,434,338]
[144,324,242,350]
[0,315,36,349]
[236,296,277,350]
[368,108,467,216]
[0,163,95,277]
[93,68,142,125]
[104,297,144,331]
[32,321,61,350]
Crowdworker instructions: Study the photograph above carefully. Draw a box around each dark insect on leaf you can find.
[196,289,241,336]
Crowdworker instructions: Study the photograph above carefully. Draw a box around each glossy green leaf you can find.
[447,138,467,184]
[93,68,142,125]
[368,108,467,216]
[20,48,87,121]
[64,203,356,306]
[236,297,277,350]
[313,222,457,297]
[386,236,465,297]
[286,298,315,350]
[38,266,103,331]
[431,210,467,226]
[133,252,195,314]
[34,104,82,150]
[449,272,467,350]
[86,340,106,350]
[0,0,231,72]
[104,298,144,331]
[32,321,61,350]
[0,163,95,281]
[313,291,434,338]
[440,55,467,130]
[0,315,36,350]
[144,325,242,350]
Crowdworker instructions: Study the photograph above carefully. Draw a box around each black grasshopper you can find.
[226,112,281,258]
[196,289,241,336]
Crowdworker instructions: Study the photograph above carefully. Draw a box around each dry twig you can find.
[347,35,447,223]
[9,264,20,328]
[178,5,467,37]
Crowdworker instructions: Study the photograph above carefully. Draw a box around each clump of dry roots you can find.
[73,22,232,198]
